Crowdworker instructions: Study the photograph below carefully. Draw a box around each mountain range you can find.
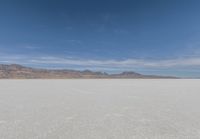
[0,64,177,79]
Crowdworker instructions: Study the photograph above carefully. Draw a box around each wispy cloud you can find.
[1,55,200,70]
[65,40,82,45]
[24,45,40,50]
[29,57,200,69]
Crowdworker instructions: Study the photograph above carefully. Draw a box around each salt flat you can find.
[0,79,200,139]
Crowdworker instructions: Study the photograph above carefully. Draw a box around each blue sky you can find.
[1,0,200,77]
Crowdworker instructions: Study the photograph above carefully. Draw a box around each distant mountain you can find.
[0,64,177,79]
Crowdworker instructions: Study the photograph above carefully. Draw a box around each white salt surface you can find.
[0,79,200,139]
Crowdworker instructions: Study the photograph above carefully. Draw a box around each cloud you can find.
[24,45,40,50]
[30,57,200,68]
[65,40,82,45]
[1,54,200,70]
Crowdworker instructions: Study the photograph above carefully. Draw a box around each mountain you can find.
[0,64,177,79]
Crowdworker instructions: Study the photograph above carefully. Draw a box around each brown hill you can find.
[0,64,177,79]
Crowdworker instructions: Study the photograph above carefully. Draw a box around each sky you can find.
[1,0,200,77]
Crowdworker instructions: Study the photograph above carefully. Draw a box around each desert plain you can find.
[0,79,200,139]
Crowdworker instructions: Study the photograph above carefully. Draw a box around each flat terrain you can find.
[0,79,200,139]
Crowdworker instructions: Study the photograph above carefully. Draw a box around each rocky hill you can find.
[0,64,177,79]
